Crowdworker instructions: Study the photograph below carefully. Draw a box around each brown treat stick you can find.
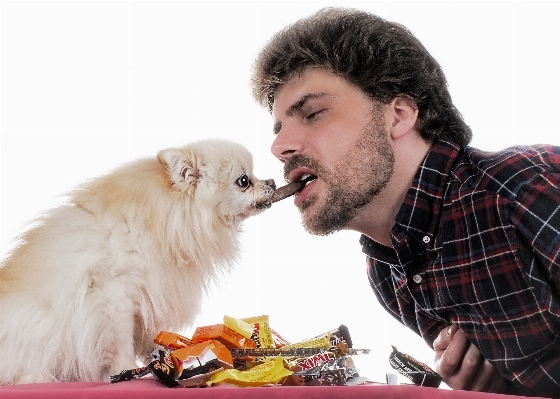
[271,176,315,203]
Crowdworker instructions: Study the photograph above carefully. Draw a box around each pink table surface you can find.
[0,378,534,399]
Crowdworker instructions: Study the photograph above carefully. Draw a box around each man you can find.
[251,7,560,397]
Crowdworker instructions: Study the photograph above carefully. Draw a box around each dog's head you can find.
[158,139,275,224]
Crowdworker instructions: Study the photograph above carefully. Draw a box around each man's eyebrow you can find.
[286,92,329,117]
[273,92,330,135]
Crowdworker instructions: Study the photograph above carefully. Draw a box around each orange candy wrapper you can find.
[171,340,233,378]
[154,331,195,350]
[192,324,257,349]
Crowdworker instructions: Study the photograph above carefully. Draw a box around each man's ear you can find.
[157,147,199,190]
[386,96,419,140]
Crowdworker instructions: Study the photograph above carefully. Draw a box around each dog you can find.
[0,139,275,384]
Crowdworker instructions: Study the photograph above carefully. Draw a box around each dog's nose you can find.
[264,179,276,190]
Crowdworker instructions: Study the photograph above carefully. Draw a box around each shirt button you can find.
[422,236,430,244]
[412,274,422,284]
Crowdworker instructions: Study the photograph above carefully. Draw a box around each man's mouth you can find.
[295,174,317,185]
[271,174,317,203]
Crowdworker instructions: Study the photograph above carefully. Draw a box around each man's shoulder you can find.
[452,144,560,199]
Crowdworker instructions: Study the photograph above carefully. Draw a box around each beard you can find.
[284,109,395,236]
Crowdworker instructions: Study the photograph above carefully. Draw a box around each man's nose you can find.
[270,124,304,163]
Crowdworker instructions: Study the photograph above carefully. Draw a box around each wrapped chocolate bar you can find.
[291,355,360,386]
[109,365,151,384]
[208,355,292,387]
[389,346,442,388]
[223,315,275,349]
[242,315,274,349]
[312,324,352,348]
[270,328,290,348]
[154,331,195,350]
[192,324,257,349]
[171,340,233,379]
[112,340,233,388]
[110,349,178,387]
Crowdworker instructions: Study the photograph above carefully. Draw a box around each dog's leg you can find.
[82,277,138,381]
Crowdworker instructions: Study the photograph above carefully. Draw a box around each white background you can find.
[2,1,560,384]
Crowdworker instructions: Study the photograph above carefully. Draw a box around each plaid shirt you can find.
[363,139,560,397]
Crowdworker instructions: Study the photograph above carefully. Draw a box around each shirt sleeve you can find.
[506,159,560,395]
[511,167,560,295]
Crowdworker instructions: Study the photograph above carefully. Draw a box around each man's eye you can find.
[236,174,251,189]
[306,109,324,120]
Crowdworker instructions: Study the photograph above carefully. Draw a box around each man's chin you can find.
[300,207,348,237]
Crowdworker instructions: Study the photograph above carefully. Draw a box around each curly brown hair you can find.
[251,7,472,146]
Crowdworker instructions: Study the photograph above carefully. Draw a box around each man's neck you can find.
[349,132,432,247]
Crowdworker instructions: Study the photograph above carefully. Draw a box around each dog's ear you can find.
[157,148,199,190]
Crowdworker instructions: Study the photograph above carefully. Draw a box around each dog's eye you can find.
[236,174,251,189]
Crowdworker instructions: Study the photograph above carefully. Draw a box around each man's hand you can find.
[433,325,508,393]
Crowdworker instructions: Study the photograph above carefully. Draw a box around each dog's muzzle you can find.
[264,179,276,191]
[256,179,276,209]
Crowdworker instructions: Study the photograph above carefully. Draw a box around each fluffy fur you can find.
[0,139,275,384]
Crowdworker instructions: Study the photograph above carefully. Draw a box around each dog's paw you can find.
[15,372,53,384]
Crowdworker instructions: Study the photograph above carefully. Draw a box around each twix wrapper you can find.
[389,346,442,388]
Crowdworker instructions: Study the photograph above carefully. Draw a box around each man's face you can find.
[271,67,395,235]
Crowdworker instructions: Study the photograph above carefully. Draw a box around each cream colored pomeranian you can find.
[0,139,275,384]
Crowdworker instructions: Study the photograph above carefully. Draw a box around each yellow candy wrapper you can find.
[279,336,331,351]
[241,315,275,349]
[208,355,292,387]
[223,315,254,339]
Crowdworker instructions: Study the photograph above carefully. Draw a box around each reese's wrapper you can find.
[389,345,442,388]
[171,339,233,379]
[270,328,290,348]
[192,324,257,349]
[154,331,195,349]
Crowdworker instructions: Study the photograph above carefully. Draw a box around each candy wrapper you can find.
[389,345,442,388]
[110,318,369,388]
[111,340,233,388]
[171,340,233,379]
[192,324,257,349]
[154,331,195,349]
[289,355,359,386]
[208,355,292,387]
[241,315,274,349]
[110,349,180,387]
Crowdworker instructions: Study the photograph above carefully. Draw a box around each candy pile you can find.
[110,315,370,388]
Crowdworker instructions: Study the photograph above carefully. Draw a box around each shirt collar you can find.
[361,139,462,259]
